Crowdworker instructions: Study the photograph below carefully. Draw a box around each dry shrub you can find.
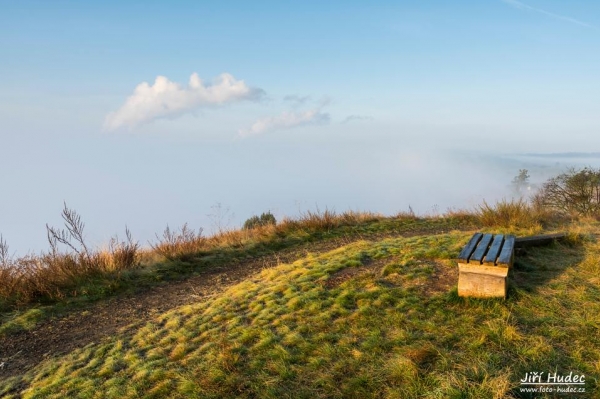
[276,208,382,234]
[5,241,139,306]
[107,228,140,271]
[190,208,382,256]
[3,254,79,303]
[476,198,545,228]
[339,210,382,225]
[535,167,600,216]
[239,222,280,242]
[297,208,339,231]
[276,217,302,233]
[0,204,390,308]
[207,229,248,249]
[444,208,480,224]
[0,204,139,308]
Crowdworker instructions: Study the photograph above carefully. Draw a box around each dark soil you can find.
[417,260,458,296]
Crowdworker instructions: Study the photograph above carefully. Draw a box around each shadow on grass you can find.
[508,242,586,296]
[507,241,598,398]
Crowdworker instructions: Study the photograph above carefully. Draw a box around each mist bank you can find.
[3,139,597,256]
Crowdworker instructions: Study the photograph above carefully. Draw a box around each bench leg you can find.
[457,263,509,299]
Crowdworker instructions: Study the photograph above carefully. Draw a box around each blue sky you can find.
[1,0,599,253]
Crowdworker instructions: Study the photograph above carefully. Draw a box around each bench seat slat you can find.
[484,234,504,266]
[470,233,494,264]
[458,233,483,263]
[497,235,515,267]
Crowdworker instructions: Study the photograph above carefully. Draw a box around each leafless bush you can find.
[46,202,91,262]
[536,167,600,216]
[208,202,234,234]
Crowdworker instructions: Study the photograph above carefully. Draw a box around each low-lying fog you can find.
[2,130,599,256]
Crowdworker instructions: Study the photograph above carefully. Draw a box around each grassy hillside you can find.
[1,205,599,398]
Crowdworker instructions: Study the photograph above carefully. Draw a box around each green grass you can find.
[0,308,44,336]
[2,224,599,398]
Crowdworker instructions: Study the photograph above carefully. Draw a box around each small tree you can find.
[512,169,530,195]
[243,212,277,230]
[535,167,600,216]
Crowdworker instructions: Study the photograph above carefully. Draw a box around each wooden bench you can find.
[457,233,515,298]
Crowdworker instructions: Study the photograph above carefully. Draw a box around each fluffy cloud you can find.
[239,109,330,137]
[105,73,264,130]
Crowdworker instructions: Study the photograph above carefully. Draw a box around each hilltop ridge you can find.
[1,206,599,398]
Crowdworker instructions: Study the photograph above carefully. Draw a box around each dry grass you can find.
[0,198,566,311]
[445,207,480,223]
[198,209,384,251]
[0,204,139,308]
[150,224,205,260]
[476,198,548,229]
[0,207,387,310]
[276,209,383,233]
[0,199,566,311]
[0,238,139,307]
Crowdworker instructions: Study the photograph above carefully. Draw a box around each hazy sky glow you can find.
[1,1,599,253]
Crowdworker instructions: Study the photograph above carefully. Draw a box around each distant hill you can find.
[523,152,600,158]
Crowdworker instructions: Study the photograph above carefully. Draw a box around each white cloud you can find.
[105,73,264,130]
[502,0,594,29]
[239,109,330,137]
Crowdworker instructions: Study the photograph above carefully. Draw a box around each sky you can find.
[1,0,599,254]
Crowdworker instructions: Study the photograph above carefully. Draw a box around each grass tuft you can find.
[476,198,546,229]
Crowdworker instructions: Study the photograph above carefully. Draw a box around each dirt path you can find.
[0,238,352,380]
[0,227,466,381]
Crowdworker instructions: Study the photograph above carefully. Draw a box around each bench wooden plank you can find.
[515,232,568,248]
[471,233,494,264]
[484,234,504,266]
[457,233,483,263]
[497,235,515,267]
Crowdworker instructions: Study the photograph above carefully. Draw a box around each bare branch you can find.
[46,223,80,254]
[0,234,11,266]
[61,201,90,259]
